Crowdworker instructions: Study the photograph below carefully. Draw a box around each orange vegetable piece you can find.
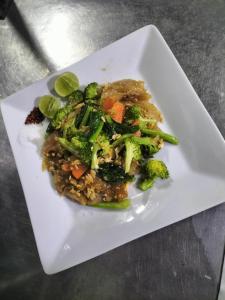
[102,97,116,111]
[109,102,125,123]
[71,164,87,179]
[132,119,140,125]
[61,163,71,172]
[133,130,141,137]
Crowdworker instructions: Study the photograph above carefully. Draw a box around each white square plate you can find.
[1,25,225,274]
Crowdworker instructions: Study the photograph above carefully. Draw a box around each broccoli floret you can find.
[124,138,141,173]
[141,144,159,157]
[61,111,77,137]
[125,105,141,121]
[138,116,157,131]
[130,136,160,157]
[64,126,79,139]
[97,134,111,156]
[97,163,134,183]
[90,134,112,170]
[138,178,155,191]
[145,160,169,179]
[58,136,91,165]
[124,106,156,131]
[71,136,92,165]
[84,82,99,99]
[68,90,84,103]
[138,159,169,191]
[58,137,78,155]
[51,105,73,129]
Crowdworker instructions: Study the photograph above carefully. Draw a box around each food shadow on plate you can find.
[138,28,225,180]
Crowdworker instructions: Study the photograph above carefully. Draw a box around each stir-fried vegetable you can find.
[84,82,99,99]
[139,160,169,191]
[30,72,179,209]
[97,163,134,183]
[124,138,141,173]
[88,198,131,209]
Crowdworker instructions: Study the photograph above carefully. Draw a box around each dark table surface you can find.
[1,0,225,299]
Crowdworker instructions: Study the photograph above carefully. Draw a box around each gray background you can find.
[0,0,225,299]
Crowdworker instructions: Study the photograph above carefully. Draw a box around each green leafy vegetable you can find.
[97,163,134,183]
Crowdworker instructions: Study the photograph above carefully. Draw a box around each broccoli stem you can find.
[89,120,104,143]
[91,143,100,169]
[112,133,134,147]
[141,129,179,145]
[58,137,77,155]
[105,115,113,124]
[79,106,92,127]
[125,139,133,174]
[139,177,155,191]
[131,136,154,145]
[88,198,131,209]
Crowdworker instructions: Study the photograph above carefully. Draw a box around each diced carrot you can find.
[61,163,71,172]
[132,119,140,125]
[109,102,125,123]
[71,164,87,179]
[102,97,116,111]
[133,130,141,137]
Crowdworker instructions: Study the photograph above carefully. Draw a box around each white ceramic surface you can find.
[1,25,225,274]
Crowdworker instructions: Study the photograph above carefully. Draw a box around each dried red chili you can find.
[25,107,45,124]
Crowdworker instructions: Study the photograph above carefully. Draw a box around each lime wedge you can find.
[38,95,61,119]
[54,72,79,97]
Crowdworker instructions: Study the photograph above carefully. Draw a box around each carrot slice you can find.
[133,130,141,137]
[109,102,125,123]
[102,97,116,111]
[71,164,87,179]
[61,163,71,172]
[132,119,140,125]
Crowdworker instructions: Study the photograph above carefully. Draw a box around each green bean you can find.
[88,198,131,209]
[141,129,179,145]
